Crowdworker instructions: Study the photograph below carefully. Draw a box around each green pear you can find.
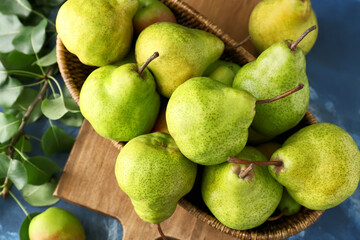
[56,0,138,66]
[202,147,283,230]
[135,22,224,98]
[268,123,360,210]
[249,0,318,54]
[208,65,235,86]
[233,27,314,138]
[133,0,177,35]
[278,189,302,216]
[79,54,160,142]
[247,127,274,145]
[166,77,256,165]
[203,59,241,76]
[29,207,85,240]
[115,132,197,223]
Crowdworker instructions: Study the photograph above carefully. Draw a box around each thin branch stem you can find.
[228,156,283,166]
[157,223,168,240]
[15,0,55,27]
[9,190,31,220]
[0,70,43,78]
[48,75,64,99]
[290,25,317,51]
[138,52,159,76]
[239,163,255,179]
[2,79,45,91]
[268,211,284,221]
[256,84,304,105]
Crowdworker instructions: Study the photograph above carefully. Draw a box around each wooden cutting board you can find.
[54,1,261,239]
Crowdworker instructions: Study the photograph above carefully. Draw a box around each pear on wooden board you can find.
[201,147,283,230]
[135,22,224,98]
[115,132,197,224]
[233,27,316,139]
[268,123,360,210]
[56,0,138,66]
[249,0,318,54]
[79,53,160,142]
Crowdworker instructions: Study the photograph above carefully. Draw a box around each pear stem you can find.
[267,211,285,221]
[228,156,283,166]
[290,25,317,51]
[256,83,304,105]
[234,35,251,48]
[239,163,255,179]
[138,52,159,76]
[157,223,168,240]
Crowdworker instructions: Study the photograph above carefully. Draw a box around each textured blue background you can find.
[1,0,360,239]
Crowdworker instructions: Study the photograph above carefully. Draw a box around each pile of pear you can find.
[56,0,360,232]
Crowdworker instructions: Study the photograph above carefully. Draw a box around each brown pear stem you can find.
[256,83,304,105]
[138,52,159,76]
[157,223,168,240]
[234,35,251,48]
[290,25,317,51]
[228,156,283,166]
[267,211,285,221]
[239,163,255,179]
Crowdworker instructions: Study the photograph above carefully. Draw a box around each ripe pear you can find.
[135,22,224,98]
[278,189,302,216]
[249,0,318,54]
[166,77,256,165]
[202,147,283,230]
[233,27,314,138]
[28,207,85,240]
[79,55,160,142]
[268,123,360,210]
[208,65,235,86]
[56,0,138,66]
[115,132,197,223]
[203,59,241,76]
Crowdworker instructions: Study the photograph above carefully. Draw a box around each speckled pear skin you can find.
[233,41,310,138]
[249,0,318,54]
[79,63,160,142]
[135,22,224,98]
[269,123,360,210]
[56,0,138,66]
[278,189,302,216]
[201,147,283,230]
[208,65,235,86]
[166,77,256,165]
[29,207,85,240]
[115,132,197,223]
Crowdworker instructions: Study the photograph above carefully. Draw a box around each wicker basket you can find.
[56,0,323,239]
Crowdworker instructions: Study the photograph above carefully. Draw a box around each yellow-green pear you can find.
[135,22,224,98]
[56,0,138,66]
[249,0,318,54]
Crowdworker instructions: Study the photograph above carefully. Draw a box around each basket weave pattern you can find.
[56,0,323,239]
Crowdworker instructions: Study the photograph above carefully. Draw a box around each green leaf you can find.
[0,112,21,143]
[13,19,47,54]
[41,96,68,120]
[0,0,32,18]
[23,156,62,185]
[0,61,7,86]
[8,159,27,189]
[0,153,11,178]
[34,47,57,67]
[60,112,84,127]
[15,135,32,152]
[32,0,65,7]
[0,77,24,107]
[19,212,40,240]
[64,97,80,112]
[21,179,59,206]
[0,13,22,53]
[41,125,75,156]
[14,88,43,123]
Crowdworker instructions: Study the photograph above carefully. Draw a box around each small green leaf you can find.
[35,47,57,67]
[0,77,24,107]
[41,125,75,156]
[21,179,59,206]
[0,61,7,86]
[60,112,84,127]
[41,96,68,120]
[19,212,40,240]
[14,88,43,123]
[64,97,80,112]
[15,135,32,152]
[0,153,11,178]
[8,159,27,190]
[23,156,62,185]
[0,0,32,18]
[0,112,21,143]
[0,13,22,53]
[13,19,47,54]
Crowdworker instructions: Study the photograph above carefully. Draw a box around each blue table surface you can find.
[1,0,360,239]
